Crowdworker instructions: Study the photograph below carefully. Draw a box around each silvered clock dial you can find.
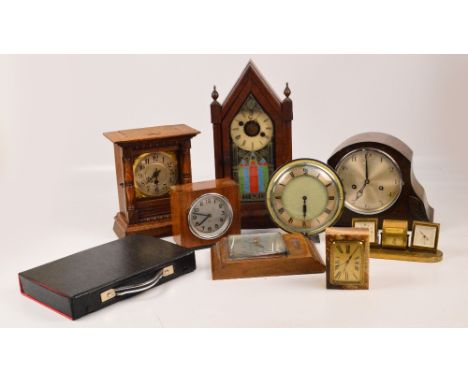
[188,193,233,240]
[336,148,403,214]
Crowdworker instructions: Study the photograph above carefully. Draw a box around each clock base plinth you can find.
[211,233,326,280]
[113,212,172,238]
[370,247,443,263]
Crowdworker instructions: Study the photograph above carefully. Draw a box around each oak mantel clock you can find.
[210,61,293,228]
[327,132,434,229]
[104,124,200,238]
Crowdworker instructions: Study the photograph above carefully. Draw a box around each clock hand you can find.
[192,212,210,218]
[365,151,369,183]
[197,214,212,226]
[302,196,307,218]
[354,152,370,202]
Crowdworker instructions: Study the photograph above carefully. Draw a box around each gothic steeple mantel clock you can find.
[210,61,293,229]
[104,124,200,238]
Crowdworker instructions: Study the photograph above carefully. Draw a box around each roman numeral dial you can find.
[266,159,345,236]
[330,241,364,284]
[230,109,274,152]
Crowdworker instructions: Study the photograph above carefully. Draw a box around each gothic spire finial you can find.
[284,82,291,99]
[211,85,219,102]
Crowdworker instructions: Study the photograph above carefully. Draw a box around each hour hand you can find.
[192,212,210,218]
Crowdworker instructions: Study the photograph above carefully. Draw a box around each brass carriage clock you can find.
[104,124,200,238]
[211,61,293,228]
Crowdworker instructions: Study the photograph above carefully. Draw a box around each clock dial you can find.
[133,151,178,198]
[266,159,344,236]
[353,221,377,243]
[231,94,275,202]
[330,241,364,285]
[412,224,437,248]
[336,148,403,214]
[188,193,233,240]
[230,110,273,152]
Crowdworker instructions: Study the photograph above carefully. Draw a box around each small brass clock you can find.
[266,158,345,238]
[410,221,440,253]
[352,217,379,246]
[326,227,369,290]
[381,219,408,250]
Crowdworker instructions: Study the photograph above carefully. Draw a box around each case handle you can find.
[100,265,174,303]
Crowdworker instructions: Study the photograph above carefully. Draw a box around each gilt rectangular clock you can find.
[104,124,199,238]
[210,61,293,228]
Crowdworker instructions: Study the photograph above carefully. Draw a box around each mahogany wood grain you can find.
[211,61,293,229]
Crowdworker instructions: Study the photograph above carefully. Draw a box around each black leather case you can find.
[19,235,196,320]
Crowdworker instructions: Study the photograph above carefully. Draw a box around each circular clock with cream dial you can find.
[133,151,178,197]
[188,193,234,240]
[336,148,403,215]
[266,159,345,236]
[230,110,273,152]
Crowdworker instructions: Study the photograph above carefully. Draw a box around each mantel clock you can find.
[211,61,293,228]
[104,124,200,238]
[327,132,434,229]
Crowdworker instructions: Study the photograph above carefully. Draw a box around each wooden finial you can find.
[284,82,291,99]
[211,85,219,102]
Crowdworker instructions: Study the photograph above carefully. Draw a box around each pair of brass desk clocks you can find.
[104,61,442,291]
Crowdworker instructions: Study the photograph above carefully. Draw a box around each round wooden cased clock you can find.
[104,124,200,238]
[327,132,434,229]
[210,61,293,229]
[170,178,241,248]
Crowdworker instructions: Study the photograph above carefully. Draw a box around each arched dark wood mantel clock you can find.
[210,61,293,228]
[327,132,434,229]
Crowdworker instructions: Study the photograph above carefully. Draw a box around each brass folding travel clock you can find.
[326,227,370,290]
[104,124,200,238]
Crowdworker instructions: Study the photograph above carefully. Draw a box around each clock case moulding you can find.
[211,60,293,229]
[104,124,200,238]
[327,132,434,229]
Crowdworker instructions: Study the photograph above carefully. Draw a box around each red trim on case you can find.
[18,276,73,320]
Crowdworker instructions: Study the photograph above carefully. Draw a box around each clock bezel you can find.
[187,192,234,240]
[266,158,345,236]
[336,147,403,215]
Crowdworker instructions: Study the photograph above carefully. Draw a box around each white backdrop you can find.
[1,55,467,327]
